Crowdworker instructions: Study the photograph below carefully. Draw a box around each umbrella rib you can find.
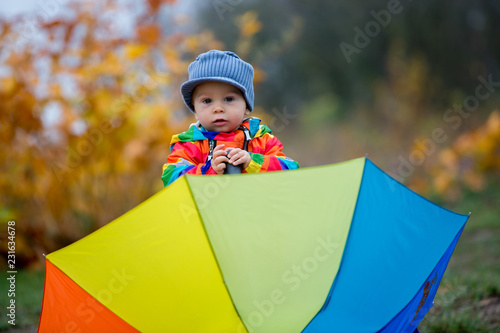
[314,157,367,313]
[184,176,250,332]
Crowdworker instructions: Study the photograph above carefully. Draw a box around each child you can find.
[162,50,298,187]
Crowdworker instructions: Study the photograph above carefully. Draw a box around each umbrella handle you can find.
[224,149,242,174]
[224,163,242,174]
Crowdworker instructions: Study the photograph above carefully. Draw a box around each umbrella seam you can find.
[184,175,250,333]
[309,157,367,315]
[39,259,142,332]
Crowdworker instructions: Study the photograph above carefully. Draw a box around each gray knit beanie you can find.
[180,50,254,112]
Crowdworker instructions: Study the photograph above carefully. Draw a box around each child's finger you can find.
[219,155,229,163]
[227,148,241,159]
[211,155,227,174]
[213,144,225,152]
[214,163,225,173]
[213,148,228,158]
[213,155,229,167]
[227,151,237,162]
[230,151,249,165]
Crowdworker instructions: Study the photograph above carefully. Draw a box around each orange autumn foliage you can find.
[409,110,500,202]
[0,0,235,268]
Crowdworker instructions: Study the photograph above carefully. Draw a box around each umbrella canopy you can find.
[38,157,469,332]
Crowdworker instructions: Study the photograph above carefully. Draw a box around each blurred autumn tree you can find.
[1,0,498,268]
[408,110,500,202]
[196,0,500,169]
[0,0,238,268]
[200,0,500,111]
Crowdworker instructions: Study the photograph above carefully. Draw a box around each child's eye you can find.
[224,97,235,102]
[202,98,212,104]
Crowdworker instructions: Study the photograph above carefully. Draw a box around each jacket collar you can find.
[171,117,270,144]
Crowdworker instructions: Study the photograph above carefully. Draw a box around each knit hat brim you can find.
[181,77,251,113]
[180,50,254,113]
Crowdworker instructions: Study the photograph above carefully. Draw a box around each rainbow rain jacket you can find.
[162,117,299,186]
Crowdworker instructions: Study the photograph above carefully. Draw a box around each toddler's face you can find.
[192,81,250,132]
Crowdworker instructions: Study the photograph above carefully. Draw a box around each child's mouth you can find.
[213,119,228,126]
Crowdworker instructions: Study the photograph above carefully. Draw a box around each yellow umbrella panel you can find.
[39,176,246,332]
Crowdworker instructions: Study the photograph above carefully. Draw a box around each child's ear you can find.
[245,109,251,115]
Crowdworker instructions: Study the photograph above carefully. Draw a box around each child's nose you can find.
[213,102,224,113]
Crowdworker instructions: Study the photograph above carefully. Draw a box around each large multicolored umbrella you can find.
[38,157,469,332]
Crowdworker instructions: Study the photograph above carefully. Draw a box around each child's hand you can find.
[211,145,251,174]
[227,148,251,170]
[211,144,229,175]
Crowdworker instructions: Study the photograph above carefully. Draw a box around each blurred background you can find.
[0,0,499,331]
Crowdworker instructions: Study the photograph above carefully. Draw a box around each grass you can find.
[1,191,499,332]
[418,189,500,332]
[0,269,44,332]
